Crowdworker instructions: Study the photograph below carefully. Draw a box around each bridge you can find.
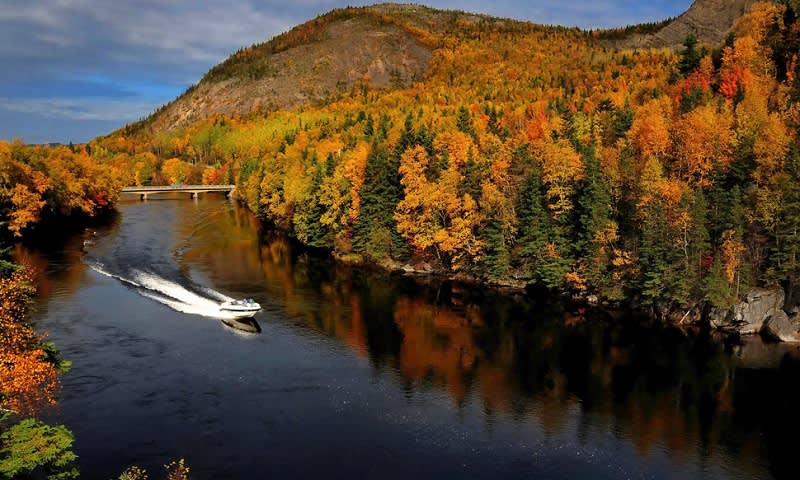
[121,185,235,200]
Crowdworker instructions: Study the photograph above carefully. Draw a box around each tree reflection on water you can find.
[239,231,800,480]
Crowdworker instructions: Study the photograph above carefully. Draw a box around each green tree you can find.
[459,148,482,200]
[638,203,690,307]
[678,33,704,76]
[516,165,568,288]
[293,155,330,248]
[455,106,474,137]
[352,144,407,260]
[704,256,734,308]
[363,113,374,138]
[688,190,711,290]
[770,146,800,284]
[575,145,611,257]
[0,419,78,480]
[483,220,510,281]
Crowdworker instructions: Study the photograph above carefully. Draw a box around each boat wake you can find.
[87,263,251,320]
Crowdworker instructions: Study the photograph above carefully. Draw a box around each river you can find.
[14,194,800,479]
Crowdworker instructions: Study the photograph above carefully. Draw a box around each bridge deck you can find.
[121,185,235,199]
[121,185,234,193]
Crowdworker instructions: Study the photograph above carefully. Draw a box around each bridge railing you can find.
[121,185,235,193]
[121,185,236,200]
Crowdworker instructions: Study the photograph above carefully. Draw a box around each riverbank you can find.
[241,194,800,344]
[20,194,800,479]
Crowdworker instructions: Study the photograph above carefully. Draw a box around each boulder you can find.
[708,306,733,329]
[761,311,800,343]
[731,288,785,335]
[784,284,800,315]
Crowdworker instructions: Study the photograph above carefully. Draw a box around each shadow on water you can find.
[16,195,800,480]
[233,224,800,480]
[221,317,262,334]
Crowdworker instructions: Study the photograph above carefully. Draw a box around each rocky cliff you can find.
[613,0,764,49]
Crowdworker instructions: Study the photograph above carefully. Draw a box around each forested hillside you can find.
[83,1,800,314]
[0,142,125,478]
[0,142,125,237]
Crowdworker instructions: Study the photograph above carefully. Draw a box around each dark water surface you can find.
[16,195,800,479]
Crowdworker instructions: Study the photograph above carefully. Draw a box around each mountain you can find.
[138,1,759,134]
[94,0,800,313]
[146,4,509,132]
[610,0,764,49]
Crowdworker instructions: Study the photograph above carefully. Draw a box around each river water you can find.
[15,194,800,479]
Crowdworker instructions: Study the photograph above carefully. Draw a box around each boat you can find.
[219,298,261,318]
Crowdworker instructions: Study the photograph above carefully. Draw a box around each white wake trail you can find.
[89,265,245,320]
[88,262,142,288]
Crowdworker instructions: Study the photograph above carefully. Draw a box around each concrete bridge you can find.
[121,185,235,201]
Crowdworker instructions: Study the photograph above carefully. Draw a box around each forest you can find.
[0,139,135,477]
[1,1,799,476]
[4,2,800,314]
[85,1,800,316]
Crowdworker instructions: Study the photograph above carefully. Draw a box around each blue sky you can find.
[0,0,693,144]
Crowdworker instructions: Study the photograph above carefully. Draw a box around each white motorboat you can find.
[219,298,261,318]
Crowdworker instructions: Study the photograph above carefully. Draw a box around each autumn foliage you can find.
[0,141,125,237]
[90,2,800,310]
[0,268,59,417]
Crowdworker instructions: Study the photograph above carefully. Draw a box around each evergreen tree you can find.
[575,145,611,255]
[460,147,482,200]
[377,113,391,142]
[483,220,511,281]
[456,106,474,136]
[614,101,635,140]
[704,256,734,308]
[688,189,711,292]
[516,166,568,288]
[771,146,800,283]
[294,157,330,248]
[363,113,374,138]
[728,135,756,188]
[678,34,704,76]
[352,143,408,260]
[638,201,691,307]
[397,113,416,154]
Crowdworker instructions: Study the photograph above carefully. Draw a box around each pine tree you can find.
[456,106,474,136]
[294,157,330,248]
[377,113,391,142]
[516,166,568,288]
[397,113,416,154]
[771,146,800,283]
[363,113,374,138]
[704,256,734,308]
[575,145,611,257]
[460,147,482,200]
[483,220,511,281]
[678,34,704,76]
[638,200,692,307]
[352,143,408,260]
[688,189,711,288]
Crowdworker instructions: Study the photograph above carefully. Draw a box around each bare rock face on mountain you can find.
[614,0,763,49]
[138,1,761,133]
[150,11,433,131]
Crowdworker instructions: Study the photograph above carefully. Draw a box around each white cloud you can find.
[0,96,160,121]
[0,0,694,142]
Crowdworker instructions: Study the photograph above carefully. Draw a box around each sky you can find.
[0,0,693,144]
